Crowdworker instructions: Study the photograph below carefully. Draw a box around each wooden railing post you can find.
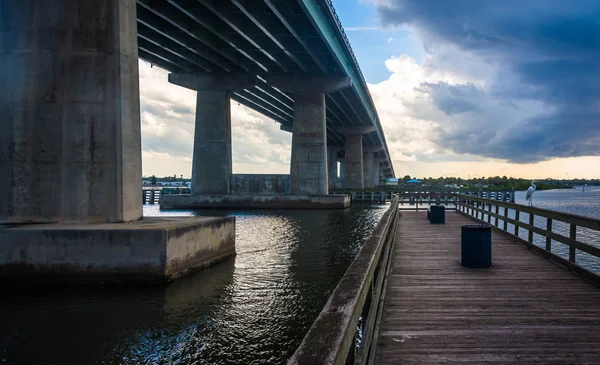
[546,218,553,252]
[528,213,534,243]
[570,224,577,263]
[494,205,499,227]
[514,210,520,236]
[487,203,492,224]
[503,207,509,231]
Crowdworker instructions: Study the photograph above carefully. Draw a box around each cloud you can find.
[387,37,394,43]
[372,0,600,164]
[138,61,292,177]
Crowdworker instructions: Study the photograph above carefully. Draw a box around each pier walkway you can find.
[289,196,600,365]
[374,211,600,364]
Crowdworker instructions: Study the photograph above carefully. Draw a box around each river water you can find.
[510,186,600,274]
[1,205,387,365]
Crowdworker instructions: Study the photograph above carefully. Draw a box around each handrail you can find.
[455,194,600,284]
[288,197,400,365]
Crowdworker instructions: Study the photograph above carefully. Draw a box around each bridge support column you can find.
[334,127,376,189]
[168,73,257,195]
[0,0,236,285]
[327,145,341,189]
[363,151,375,189]
[362,146,383,189]
[266,76,351,195]
[374,157,388,187]
[0,0,141,223]
[290,92,328,195]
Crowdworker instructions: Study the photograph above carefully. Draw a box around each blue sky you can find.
[332,0,422,83]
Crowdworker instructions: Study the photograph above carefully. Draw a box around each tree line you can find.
[399,175,599,190]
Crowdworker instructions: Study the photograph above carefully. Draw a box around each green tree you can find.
[150,175,157,186]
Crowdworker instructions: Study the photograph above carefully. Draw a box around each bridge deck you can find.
[375,211,600,364]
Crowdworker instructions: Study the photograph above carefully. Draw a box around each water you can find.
[1,204,387,365]
[479,186,600,274]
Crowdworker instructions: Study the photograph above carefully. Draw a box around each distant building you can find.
[385,178,399,186]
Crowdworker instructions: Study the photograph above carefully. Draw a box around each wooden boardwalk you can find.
[375,211,600,364]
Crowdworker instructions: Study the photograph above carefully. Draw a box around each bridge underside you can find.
[135,0,396,189]
[136,0,387,153]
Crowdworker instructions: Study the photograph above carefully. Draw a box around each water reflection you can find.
[1,204,387,365]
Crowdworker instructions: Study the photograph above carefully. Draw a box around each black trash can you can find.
[461,224,492,268]
[429,205,445,224]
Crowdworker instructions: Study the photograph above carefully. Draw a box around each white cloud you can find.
[138,61,291,177]
[368,34,600,178]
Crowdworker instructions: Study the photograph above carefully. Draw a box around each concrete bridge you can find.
[136,0,396,197]
[136,0,396,208]
[0,0,395,283]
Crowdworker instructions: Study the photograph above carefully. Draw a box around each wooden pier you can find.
[374,211,600,364]
[289,195,600,365]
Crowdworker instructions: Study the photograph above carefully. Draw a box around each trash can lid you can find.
[461,224,491,230]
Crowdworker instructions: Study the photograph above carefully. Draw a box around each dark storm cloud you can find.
[376,0,600,162]
[420,82,482,116]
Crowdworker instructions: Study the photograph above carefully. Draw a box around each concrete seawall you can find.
[0,217,235,286]
[161,194,350,209]
[231,174,290,195]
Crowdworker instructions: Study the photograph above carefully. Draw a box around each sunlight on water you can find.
[1,204,387,365]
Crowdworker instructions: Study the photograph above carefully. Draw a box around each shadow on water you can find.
[1,204,387,365]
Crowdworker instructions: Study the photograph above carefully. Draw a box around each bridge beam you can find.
[266,76,351,94]
[0,0,142,223]
[169,73,256,195]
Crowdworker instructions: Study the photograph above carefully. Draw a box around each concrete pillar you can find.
[289,93,328,195]
[0,0,142,223]
[343,134,364,189]
[339,158,345,180]
[363,151,375,189]
[168,73,257,195]
[266,75,352,195]
[373,163,380,187]
[191,90,232,195]
[327,145,340,189]
[336,127,376,189]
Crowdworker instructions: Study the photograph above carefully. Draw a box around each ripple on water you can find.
[1,204,387,365]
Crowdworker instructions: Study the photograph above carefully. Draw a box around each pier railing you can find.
[330,189,515,206]
[456,194,600,284]
[288,197,400,365]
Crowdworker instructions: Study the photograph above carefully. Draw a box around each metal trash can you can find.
[461,224,492,268]
[429,205,445,224]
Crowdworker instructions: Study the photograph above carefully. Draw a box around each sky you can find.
[139,0,600,179]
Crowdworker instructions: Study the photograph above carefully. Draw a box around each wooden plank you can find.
[374,211,600,364]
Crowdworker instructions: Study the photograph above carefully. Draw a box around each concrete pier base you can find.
[160,194,350,210]
[0,217,235,286]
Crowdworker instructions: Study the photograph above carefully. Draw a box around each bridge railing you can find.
[456,194,600,284]
[288,197,400,365]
